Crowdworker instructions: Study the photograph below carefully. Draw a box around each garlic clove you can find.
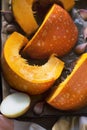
[79,9,87,20]
[75,43,87,54]
[33,101,44,115]
[83,27,87,40]
[6,24,18,34]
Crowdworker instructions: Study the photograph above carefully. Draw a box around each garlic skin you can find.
[75,43,87,54]
[83,27,87,40]
[79,9,87,20]
[6,24,17,34]
[33,101,44,115]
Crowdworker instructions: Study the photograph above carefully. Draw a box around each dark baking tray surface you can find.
[1,0,87,125]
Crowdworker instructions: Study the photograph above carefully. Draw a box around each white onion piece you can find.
[0,92,31,118]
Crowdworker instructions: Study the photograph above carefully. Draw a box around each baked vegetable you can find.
[0,92,31,118]
[1,32,64,95]
[12,0,38,35]
[60,0,75,10]
[47,53,87,110]
[22,4,78,59]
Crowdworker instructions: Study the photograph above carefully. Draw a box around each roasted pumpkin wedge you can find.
[22,4,78,59]
[12,0,38,35]
[1,32,64,95]
[47,53,87,110]
[60,0,75,11]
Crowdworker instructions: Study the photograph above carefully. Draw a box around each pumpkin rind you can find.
[1,32,64,95]
[22,4,78,59]
[47,53,87,110]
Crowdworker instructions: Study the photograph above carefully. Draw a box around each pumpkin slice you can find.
[47,53,87,110]
[22,4,78,59]
[0,92,31,118]
[1,32,64,95]
[60,0,75,11]
[12,0,38,35]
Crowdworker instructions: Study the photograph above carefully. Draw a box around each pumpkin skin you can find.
[22,4,78,59]
[1,32,64,95]
[47,53,87,110]
[12,0,38,35]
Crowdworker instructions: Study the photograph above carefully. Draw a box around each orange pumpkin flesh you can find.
[12,0,38,35]
[47,53,87,110]
[60,0,75,11]
[22,4,78,59]
[1,32,64,95]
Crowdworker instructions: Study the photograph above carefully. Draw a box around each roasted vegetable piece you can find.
[22,4,78,59]
[47,53,87,110]
[1,32,64,95]
[0,92,31,118]
[12,0,38,35]
[59,0,75,10]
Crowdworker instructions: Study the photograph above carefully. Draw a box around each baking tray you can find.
[1,0,87,124]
